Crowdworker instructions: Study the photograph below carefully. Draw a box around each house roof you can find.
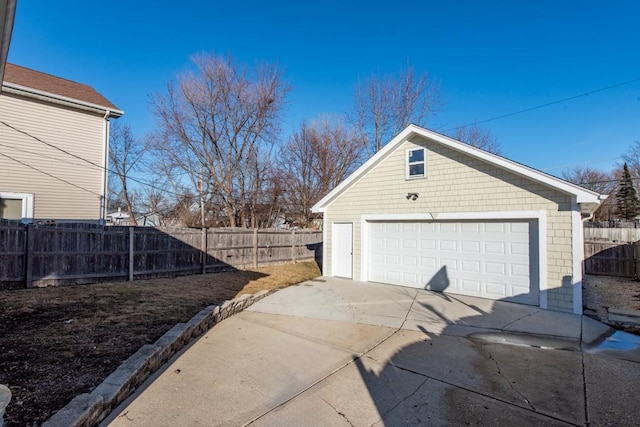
[312,124,604,215]
[2,63,123,116]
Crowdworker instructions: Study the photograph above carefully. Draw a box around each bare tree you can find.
[561,166,613,195]
[621,140,640,179]
[279,116,367,227]
[562,166,615,220]
[351,67,441,155]
[137,189,172,226]
[150,53,290,228]
[452,123,501,155]
[109,121,145,225]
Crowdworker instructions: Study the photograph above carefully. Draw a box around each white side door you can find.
[332,223,353,278]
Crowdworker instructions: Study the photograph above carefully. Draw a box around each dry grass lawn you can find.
[0,261,321,426]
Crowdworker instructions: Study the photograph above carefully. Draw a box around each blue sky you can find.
[7,1,640,175]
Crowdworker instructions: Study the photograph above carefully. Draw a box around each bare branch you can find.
[149,53,290,228]
[350,67,441,155]
[452,123,502,155]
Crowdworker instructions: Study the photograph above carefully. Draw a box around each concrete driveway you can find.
[104,277,640,426]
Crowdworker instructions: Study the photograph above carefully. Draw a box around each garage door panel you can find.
[441,258,458,272]
[439,240,457,251]
[386,238,400,248]
[440,223,457,232]
[368,220,538,305]
[510,222,529,233]
[485,241,505,254]
[462,240,480,252]
[485,222,505,233]
[420,239,436,249]
[461,223,479,232]
[486,262,506,275]
[461,279,481,294]
[403,255,418,266]
[462,260,480,273]
[486,282,507,298]
[385,254,401,265]
[511,264,530,277]
[511,242,529,255]
[420,257,437,268]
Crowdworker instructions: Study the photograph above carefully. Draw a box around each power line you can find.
[0,151,100,196]
[0,119,185,199]
[0,141,92,169]
[444,77,640,133]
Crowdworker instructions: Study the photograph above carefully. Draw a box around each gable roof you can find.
[312,124,604,214]
[2,63,123,117]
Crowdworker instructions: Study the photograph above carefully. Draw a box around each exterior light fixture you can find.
[406,192,419,201]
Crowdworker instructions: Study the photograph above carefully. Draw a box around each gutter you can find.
[0,0,16,86]
[2,82,124,117]
[100,110,111,224]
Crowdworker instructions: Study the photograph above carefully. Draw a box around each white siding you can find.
[0,92,106,219]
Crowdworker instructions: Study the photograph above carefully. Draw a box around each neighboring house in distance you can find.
[106,209,163,227]
[312,124,604,314]
[0,63,123,222]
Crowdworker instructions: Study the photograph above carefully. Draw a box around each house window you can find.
[0,192,34,221]
[406,148,426,179]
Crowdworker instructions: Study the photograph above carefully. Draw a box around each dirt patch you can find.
[582,274,640,334]
[0,262,320,426]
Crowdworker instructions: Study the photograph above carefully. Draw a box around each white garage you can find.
[367,220,539,305]
[312,125,604,313]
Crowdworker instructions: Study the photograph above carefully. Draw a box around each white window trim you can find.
[0,192,34,220]
[406,147,426,179]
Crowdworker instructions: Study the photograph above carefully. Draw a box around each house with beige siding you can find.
[0,63,123,222]
[312,124,604,314]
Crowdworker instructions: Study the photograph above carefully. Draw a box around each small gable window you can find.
[406,147,426,179]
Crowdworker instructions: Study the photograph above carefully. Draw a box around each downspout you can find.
[100,110,111,224]
[572,202,599,314]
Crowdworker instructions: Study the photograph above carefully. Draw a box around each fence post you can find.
[201,227,207,275]
[253,228,258,269]
[129,227,134,281]
[25,223,34,288]
[635,242,640,280]
[291,230,297,264]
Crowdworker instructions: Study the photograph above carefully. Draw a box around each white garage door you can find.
[368,221,538,305]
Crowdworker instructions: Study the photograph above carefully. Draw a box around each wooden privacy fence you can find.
[584,227,640,243]
[583,241,638,278]
[0,221,322,288]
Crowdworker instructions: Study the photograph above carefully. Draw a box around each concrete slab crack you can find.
[581,351,589,426]
[374,376,430,426]
[399,290,419,330]
[319,395,354,426]
[502,310,540,331]
[484,347,535,411]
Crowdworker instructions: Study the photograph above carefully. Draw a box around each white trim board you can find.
[571,201,584,315]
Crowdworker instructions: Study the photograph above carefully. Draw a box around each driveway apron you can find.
[104,278,640,427]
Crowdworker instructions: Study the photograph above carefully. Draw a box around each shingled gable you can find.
[312,124,603,215]
[2,63,123,116]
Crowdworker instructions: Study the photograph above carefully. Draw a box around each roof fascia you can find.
[2,82,124,117]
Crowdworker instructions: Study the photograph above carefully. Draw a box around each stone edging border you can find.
[42,290,271,427]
